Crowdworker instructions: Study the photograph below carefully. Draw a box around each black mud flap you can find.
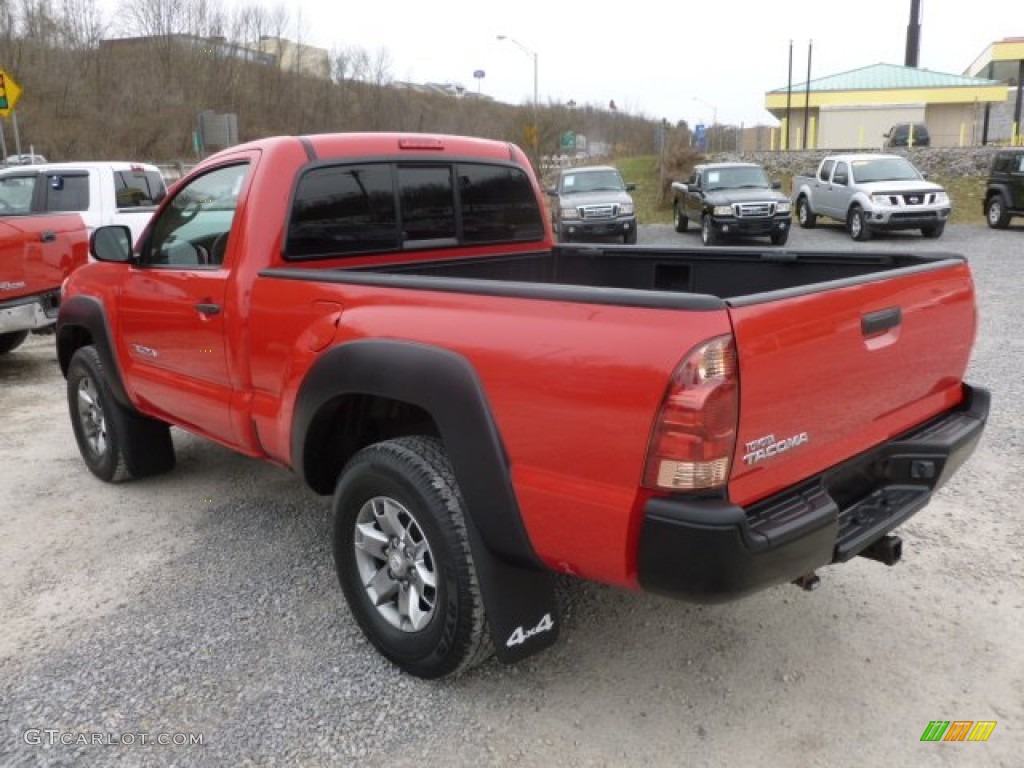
[464,514,560,663]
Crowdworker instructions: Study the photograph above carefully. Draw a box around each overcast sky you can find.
[272,0,1014,127]
[102,0,1017,127]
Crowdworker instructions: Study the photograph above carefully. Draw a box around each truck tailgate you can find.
[726,257,976,507]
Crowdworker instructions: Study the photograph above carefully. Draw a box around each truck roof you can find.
[695,162,764,170]
[209,133,524,164]
[820,153,905,163]
[0,160,161,175]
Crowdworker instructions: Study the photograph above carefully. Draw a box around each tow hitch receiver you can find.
[858,535,903,566]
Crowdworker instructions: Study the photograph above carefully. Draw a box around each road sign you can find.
[560,131,575,151]
[694,123,707,151]
[0,70,23,117]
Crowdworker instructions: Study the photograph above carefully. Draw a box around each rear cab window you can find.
[114,169,167,208]
[285,160,544,260]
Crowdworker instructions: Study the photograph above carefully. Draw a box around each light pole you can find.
[692,96,718,152]
[497,35,539,162]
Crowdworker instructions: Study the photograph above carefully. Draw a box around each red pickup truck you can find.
[0,180,89,354]
[56,133,988,679]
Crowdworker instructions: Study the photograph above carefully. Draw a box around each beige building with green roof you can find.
[764,62,1008,149]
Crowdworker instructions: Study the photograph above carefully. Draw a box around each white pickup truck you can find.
[791,154,951,241]
[0,161,166,244]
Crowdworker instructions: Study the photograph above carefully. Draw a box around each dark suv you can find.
[547,165,637,244]
[884,123,930,148]
[983,148,1024,229]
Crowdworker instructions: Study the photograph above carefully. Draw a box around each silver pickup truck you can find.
[792,154,951,241]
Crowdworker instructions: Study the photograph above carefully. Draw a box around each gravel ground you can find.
[1,221,1021,767]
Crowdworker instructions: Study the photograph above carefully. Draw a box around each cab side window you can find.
[144,163,249,267]
[43,173,90,213]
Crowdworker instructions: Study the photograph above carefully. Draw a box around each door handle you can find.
[39,231,56,242]
[861,307,902,336]
[195,302,221,316]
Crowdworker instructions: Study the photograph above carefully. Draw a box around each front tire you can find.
[770,230,790,246]
[848,206,872,241]
[701,215,719,246]
[67,345,175,483]
[0,330,29,355]
[986,196,1010,229]
[921,222,945,239]
[673,204,689,232]
[796,197,816,229]
[332,436,491,679]
[623,228,637,244]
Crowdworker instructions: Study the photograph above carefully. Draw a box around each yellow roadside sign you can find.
[0,69,23,117]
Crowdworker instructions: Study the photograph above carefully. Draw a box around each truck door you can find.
[684,170,702,222]
[819,160,849,219]
[117,162,252,444]
[1010,152,1024,209]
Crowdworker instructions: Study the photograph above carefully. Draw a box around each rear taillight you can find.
[643,334,738,491]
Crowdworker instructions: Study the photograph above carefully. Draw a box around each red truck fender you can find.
[57,294,176,479]
[291,338,559,662]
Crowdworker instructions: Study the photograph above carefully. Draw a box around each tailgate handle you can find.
[194,302,221,316]
[861,307,902,336]
[39,231,57,242]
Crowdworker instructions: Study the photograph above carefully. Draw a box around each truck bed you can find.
[300,245,961,306]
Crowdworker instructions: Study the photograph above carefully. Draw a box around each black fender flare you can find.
[984,183,1011,209]
[56,295,131,407]
[292,339,559,662]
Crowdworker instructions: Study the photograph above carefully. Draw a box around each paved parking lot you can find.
[1,222,1021,767]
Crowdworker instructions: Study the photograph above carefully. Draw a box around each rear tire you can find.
[796,197,816,229]
[673,204,689,232]
[848,206,872,241]
[332,436,491,679]
[0,330,29,355]
[67,345,175,483]
[921,222,945,239]
[986,196,1010,229]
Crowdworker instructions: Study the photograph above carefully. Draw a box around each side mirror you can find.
[771,181,781,190]
[625,183,636,192]
[90,225,133,263]
[833,174,848,186]
[545,187,558,196]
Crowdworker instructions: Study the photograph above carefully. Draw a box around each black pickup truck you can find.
[672,162,792,246]
[984,148,1024,229]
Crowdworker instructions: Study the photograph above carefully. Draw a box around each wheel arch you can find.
[292,339,538,569]
[56,295,132,407]
[984,185,1010,208]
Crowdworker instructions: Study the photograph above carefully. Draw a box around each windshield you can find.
[561,170,624,193]
[704,166,769,190]
[851,158,922,183]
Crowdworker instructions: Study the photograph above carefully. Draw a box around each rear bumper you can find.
[637,384,989,603]
[0,290,61,333]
